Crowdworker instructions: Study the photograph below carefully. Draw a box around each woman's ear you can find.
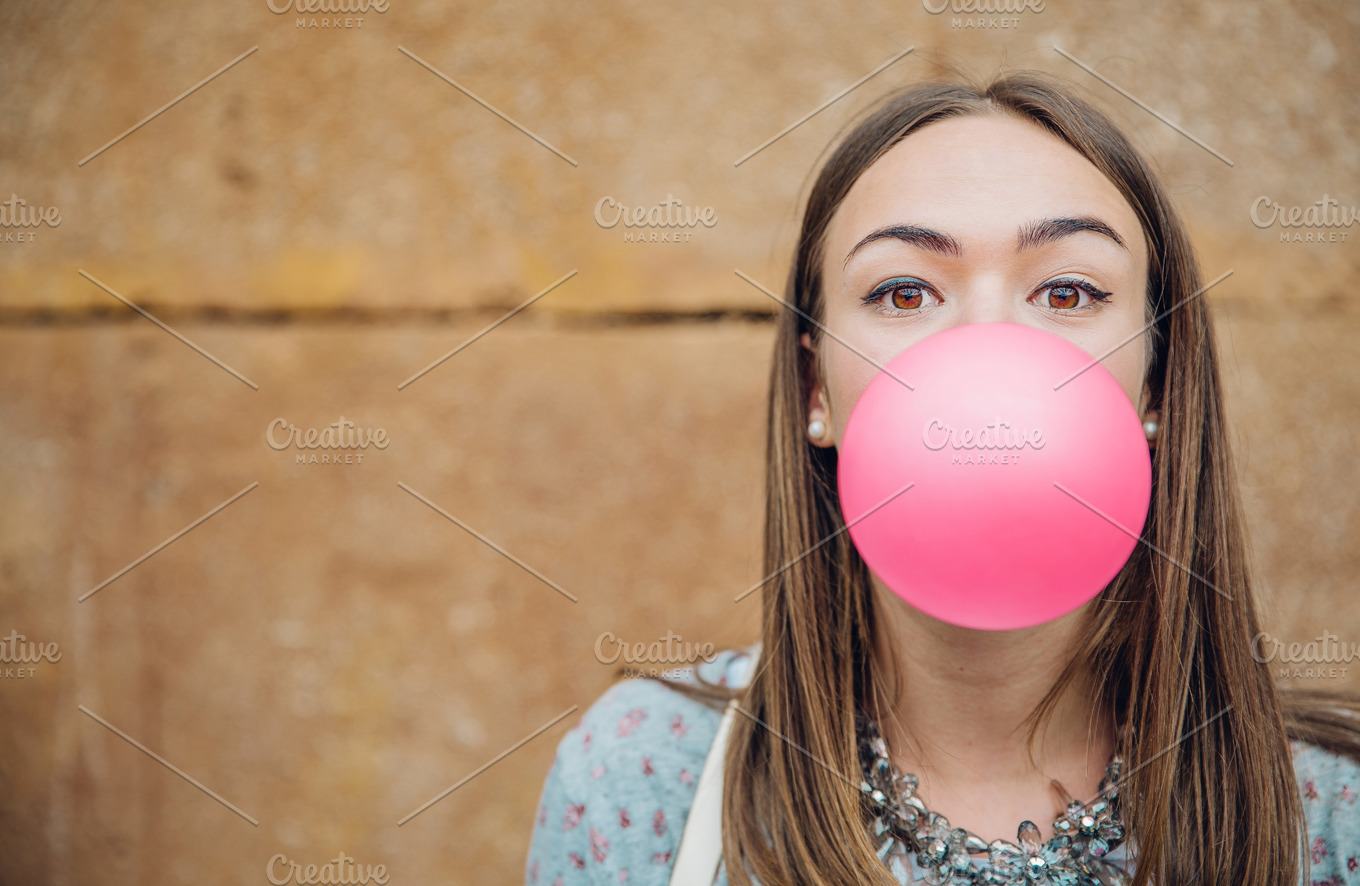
[800,332,834,448]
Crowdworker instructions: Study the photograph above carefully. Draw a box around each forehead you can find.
[824,112,1146,262]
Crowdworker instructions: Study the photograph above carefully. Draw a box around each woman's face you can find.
[805,112,1154,445]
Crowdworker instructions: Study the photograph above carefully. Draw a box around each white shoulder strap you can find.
[669,698,739,886]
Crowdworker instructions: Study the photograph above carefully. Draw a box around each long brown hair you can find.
[663,69,1360,885]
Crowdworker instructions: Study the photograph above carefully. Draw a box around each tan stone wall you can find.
[1,1,1357,883]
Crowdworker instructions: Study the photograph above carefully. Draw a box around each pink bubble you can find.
[836,323,1151,631]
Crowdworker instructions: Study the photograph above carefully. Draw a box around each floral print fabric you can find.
[526,648,1360,885]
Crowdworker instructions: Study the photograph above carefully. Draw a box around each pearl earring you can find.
[808,420,826,440]
[1143,419,1159,442]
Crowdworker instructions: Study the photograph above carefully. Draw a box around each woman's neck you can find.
[869,577,1115,841]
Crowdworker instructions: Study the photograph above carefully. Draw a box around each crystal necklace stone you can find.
[855,714,1132,885]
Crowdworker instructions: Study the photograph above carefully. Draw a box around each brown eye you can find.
[889,283,925,310]
[1046,284,1081,309]
[863,278,939,315]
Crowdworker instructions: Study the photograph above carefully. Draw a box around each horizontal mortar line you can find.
[2,292,1352,328]
[0,305,780,327]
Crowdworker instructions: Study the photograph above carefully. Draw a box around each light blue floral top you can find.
[526,647,1360,885]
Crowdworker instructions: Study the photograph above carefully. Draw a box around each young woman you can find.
[525,71,1360,885]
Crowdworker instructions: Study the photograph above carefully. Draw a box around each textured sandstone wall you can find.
[1,1,1357,883]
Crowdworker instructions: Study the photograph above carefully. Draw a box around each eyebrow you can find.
[843,216,1128,268]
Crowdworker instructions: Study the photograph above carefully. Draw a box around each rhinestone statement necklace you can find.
[856,715,1131,885]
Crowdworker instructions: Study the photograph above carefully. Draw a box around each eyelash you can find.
[861,277,1114,315]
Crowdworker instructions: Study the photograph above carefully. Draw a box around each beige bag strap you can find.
[668,698,739,886]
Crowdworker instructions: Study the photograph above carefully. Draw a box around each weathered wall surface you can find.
[1,1,1357,883]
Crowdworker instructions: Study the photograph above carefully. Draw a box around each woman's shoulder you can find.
[1290,739,1360,880]
[525,645,757,885]
[549,646,753,786]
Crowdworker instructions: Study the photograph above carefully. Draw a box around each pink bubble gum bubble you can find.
[836,322,1152,631]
